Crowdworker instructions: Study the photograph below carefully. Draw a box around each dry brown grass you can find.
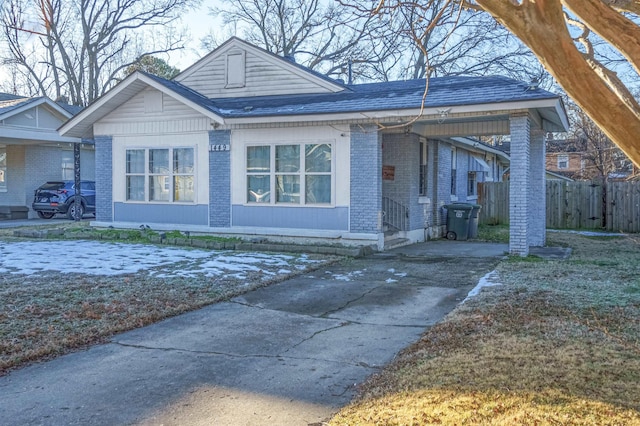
[0,239,336,375]
[330,232,640,425]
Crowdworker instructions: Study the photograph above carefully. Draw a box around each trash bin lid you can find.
[444,203,474,210]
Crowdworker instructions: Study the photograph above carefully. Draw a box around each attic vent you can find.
[144,90,163,113]
[226,51,246,89]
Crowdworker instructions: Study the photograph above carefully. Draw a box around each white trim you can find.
[450,137,510,162]
[224,98,566,130]
[0,126,80,143]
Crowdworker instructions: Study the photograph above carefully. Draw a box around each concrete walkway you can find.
[0,243,505,426]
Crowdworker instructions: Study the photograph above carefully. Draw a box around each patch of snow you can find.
[386,278,398,283]
[0,240,323,278]
[463,270,502,303]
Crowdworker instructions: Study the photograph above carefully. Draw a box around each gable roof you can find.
[59,71,226,138]
[0,96,75,122]
[175,36,345,95]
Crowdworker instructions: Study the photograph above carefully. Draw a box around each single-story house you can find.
[60,37,568,255]
[0,94,94,219]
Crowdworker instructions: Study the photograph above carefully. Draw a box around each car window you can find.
[80,182,95,191]
[39,182,65,191]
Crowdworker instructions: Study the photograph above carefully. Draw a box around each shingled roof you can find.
[144,73,558,119]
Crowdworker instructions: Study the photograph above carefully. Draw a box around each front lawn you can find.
[330,232,640,425]
[0,238,335,375]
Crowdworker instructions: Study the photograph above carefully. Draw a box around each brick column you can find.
[350,124,382,234]
[209,130,231,228]
[529,130,546,247]
[509,114,531,256]
[94,135,113,222]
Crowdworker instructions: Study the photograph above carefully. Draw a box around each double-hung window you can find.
[247,143,332,205]
[468,171,477,197]
[126,147,194,202]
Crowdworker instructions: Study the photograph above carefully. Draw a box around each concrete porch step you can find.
[384,237,411,250]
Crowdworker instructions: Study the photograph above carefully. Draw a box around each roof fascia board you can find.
[176,37,345,93]
[224,98,563,126]
[0,126,80,143]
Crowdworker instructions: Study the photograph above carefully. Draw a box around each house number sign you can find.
[210,144,230,152]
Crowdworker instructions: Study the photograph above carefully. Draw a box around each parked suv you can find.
[32,181,96,219]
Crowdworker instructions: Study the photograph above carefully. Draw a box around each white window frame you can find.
[125,147,196,203]
[468,171,477,197]
[245,142,334,206]
[0,145,6,192]
[557,154,569,170]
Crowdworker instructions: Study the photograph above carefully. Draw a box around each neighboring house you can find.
[60,37,568,255]
[0,94,94,219]
[545,151,585,178]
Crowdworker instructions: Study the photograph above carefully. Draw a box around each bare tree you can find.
[1,0,199,105]
[567,103,633,183]
[205,0,400,82]
[343,0,640,166]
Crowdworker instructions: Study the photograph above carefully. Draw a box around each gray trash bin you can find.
[444,203,473,241]
[468,204,482,239]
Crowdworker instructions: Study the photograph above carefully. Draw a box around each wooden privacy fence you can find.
[478,181,640,232]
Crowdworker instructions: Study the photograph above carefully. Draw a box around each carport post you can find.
[73,142,81,221]
[509,113,531,256]
[529,130,546,247]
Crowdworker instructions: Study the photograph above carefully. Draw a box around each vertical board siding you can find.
[478,181,640,232]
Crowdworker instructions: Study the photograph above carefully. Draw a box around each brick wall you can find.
[509,114,531,255]
[209,130,231,227]
[436,141,452,226]
[94,136,113,222]
[529,130,546,246]
[24,146,63,217]
[0,145,26,206]
[350,124,382,233]
[381,133,423,230]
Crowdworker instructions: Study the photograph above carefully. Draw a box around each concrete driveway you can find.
[0,242,505,425]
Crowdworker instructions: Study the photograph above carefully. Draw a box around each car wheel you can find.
[37,211,55,219]
[446,231,457,240]
[67,203,85,220]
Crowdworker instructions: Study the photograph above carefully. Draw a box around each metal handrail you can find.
[382,196,409,231]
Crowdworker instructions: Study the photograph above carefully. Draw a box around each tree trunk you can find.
[476,0,640,167]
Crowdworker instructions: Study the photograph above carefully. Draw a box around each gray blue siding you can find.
[114,203,209,225]
[232,205,349,230]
